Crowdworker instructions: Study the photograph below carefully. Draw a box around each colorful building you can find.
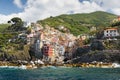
[42,44,54,57]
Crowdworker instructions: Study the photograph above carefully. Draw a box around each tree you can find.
[8,17,26,31]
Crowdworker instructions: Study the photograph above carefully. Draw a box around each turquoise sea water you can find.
[0,67,120,80]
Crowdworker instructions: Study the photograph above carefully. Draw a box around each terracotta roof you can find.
[104,28,118,31]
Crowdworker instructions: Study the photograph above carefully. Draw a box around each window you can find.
[106,30,108,33]
[110,30,112,33]
[106,34,109,36]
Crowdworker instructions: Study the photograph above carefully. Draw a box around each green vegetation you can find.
[7,17,26,31]
[0,17,26,50]
[104,40,120,50]
[0,17,29,61]
[0,24,9,32]
[37,11,117,36]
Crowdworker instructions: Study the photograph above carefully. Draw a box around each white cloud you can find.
[90,0,120,14]
[91,0,120,8]
[0,0,104,24]
[111,8,120,15]
[0,13,21,23]
[13,0,23,8]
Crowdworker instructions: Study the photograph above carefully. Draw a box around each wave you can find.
[0,66,19,69]
[112,63,120,68]
[0,65,27,69]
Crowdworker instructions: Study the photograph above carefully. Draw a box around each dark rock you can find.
[90,40,105,51]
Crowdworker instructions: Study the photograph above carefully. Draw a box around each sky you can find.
[0,0,120,23]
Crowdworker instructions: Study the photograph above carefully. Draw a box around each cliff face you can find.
[0,45,31,61]
[72,50,120,63]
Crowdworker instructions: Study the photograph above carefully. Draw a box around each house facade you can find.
[104,28,119,38]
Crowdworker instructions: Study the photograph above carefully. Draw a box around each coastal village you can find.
[1,1,120,80]
[0,16,120,69]
[26,16,120,63]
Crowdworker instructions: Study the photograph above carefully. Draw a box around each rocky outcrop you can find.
[0,45,31,61]
[72,50,120,63]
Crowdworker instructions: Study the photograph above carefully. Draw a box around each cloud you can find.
[0,13,21,23]
[13,0,23,8]
[111,8,120,15]
[0,0,104,23]
[90,0,120,14]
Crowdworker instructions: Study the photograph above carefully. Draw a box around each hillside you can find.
[37,11,117,36]
[0,24,9,32]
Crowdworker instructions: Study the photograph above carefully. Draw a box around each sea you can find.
[0,66,120,80]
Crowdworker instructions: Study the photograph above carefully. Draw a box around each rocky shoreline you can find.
[0,61,120,69]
